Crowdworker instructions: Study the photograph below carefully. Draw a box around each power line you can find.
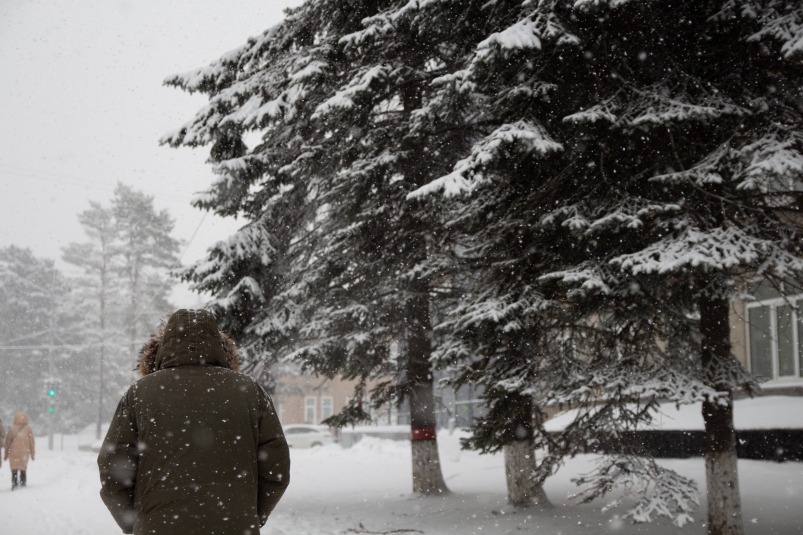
[1,209,211,354]
[0,163,197,205]
[4,328,53,344]
[0,342,147,351]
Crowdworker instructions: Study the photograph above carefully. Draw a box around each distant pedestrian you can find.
[5,412,35,490]
[0,417,5,468]
[97,309,290,535]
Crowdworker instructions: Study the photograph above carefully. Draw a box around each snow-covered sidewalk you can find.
[0,431,801,535]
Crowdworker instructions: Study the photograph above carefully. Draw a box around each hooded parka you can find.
[5,412,35,471]
[98,309,290,535]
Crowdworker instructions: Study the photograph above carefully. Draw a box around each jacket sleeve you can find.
[97,389,139,534]
[28,428,35,460]
[256,387,290,526]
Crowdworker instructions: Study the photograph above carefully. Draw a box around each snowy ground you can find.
[1,431,801,535]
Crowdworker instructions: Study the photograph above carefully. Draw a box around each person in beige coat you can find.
[5,412,35,490]
[0,417,5,469]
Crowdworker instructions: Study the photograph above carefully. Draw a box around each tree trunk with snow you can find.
[411,437,448,494]
[700,296,744,535]
[504,441,550,507]
[407,282,448,495]
[504,394,549,507]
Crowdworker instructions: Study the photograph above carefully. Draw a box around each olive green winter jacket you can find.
[98,309,290,535]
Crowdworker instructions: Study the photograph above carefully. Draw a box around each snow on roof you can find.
[543,395,803,432]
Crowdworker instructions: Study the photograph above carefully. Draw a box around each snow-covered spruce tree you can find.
[158,14,323,389]
[163,0,503,493]
[65,188,178,425]
[112,184,180,360]
[0,246,91,432]
[412,0,803,532]
[63,201,121,438]
[178,130,318,389]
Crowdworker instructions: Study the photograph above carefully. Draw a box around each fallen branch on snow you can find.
[344,522,424,535]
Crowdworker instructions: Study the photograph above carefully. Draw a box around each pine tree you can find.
[412,1,803,532]
[63,201,119,439]
[112,184,180,361]
[64,186,179,429]
[0,246,90,434]
[163,0,512,493]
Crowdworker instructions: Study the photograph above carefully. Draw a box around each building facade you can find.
[273,370,486,428]
[732,279,803,396]
[274,282,802,429]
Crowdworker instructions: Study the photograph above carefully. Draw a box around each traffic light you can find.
[47,382,56,413]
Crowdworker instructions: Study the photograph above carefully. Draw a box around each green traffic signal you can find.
[48,407,55,413]
[48,389,56,396]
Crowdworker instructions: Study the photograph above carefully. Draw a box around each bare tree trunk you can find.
[407,283,448,495]
[700,296,744,535]
[504,394,549,507]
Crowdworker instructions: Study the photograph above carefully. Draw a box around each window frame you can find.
[744,286,803,382]
[321,396,333,422]
[304,396,317,425]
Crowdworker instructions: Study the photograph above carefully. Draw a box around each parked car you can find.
[282,424,334,448]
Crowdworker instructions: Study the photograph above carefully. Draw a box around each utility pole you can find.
[48,313,55,450]
[46,380,57,450]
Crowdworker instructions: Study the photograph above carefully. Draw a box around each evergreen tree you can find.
[163,0,508,493]
[174,121,317,389]
[412,1,803,533]
[63,201,120,439]
[112,183,180,360]
[0,246,90,434]
[64,185,179,430]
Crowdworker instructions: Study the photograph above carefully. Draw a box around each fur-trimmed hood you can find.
[13,412,28,427]
[139,309,239,376]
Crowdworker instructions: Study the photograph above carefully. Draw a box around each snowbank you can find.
[1,430,801,535]
[543,395,803,432]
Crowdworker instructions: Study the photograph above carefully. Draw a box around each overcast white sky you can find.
[0,0,303,306]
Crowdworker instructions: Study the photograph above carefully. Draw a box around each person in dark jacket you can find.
[98,309,290,535]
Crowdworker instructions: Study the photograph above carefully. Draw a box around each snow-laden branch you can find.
[612,226,803,276]
[408,120,562,198]
[746,2,803,60]
[313,66,390,119]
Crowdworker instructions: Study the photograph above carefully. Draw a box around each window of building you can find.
[304,396,317,424]
[746,280,803,381]
[321,397,333,422]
